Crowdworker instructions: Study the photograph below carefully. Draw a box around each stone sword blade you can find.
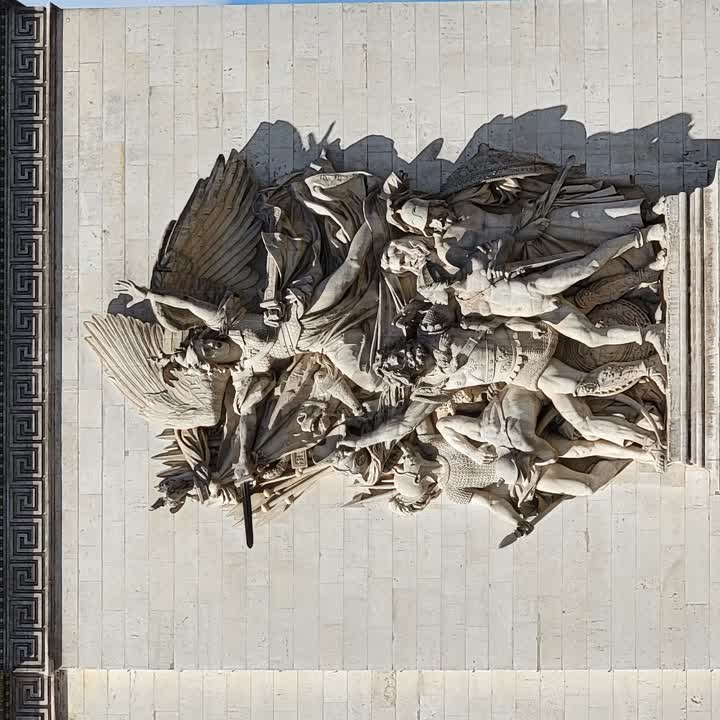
[240,482,254,549]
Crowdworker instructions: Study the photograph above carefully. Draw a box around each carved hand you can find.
[504,317,546,339]
[232,459,255,488]
[193,476,211,503]
[459,317,494,334]
[476,443,497,464]
[114,279,148,307]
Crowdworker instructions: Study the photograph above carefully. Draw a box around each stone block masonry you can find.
[52,1,720,717]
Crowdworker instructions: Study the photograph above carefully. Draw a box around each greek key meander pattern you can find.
[1,1,54,718]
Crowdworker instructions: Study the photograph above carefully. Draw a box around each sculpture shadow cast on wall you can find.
[240,105,716,197]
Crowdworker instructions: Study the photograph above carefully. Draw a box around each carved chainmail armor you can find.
[419,434,498,504]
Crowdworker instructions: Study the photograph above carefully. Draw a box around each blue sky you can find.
[43,0,456,7]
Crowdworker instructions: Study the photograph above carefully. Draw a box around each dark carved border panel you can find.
[1,2,55,718]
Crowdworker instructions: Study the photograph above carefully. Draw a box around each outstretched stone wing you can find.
[150,149,264,309]
[84,313,230,429]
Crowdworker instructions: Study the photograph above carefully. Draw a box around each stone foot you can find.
[647,248,668,272]
[641,445,666,472]
[652,196,667,217]
[642,324,667,365]
[643,354,667,394]
[638,223,667,248]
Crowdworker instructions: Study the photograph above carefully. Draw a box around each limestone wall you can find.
[63,668,717,719]
[61,0,720,684]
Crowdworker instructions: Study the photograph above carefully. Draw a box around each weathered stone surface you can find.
[62,668,719,720]
[664,162,720,490]
[59,2,720,688]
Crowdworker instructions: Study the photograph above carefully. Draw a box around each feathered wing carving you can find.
[84,313,229,429]
[150,149,264,306]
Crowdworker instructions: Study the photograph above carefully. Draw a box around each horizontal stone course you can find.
[62,668,720,719]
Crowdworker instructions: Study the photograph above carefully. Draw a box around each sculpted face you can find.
[398,198,430,233]
[393,447,436,500]
[393,471,435,501]
[381,238,430,276]
[332,446,374,483]
[193,335,241,365]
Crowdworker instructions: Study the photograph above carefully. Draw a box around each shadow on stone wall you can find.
[235,105,717,199]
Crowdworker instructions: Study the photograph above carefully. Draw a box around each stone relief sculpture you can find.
[85,144,668,548]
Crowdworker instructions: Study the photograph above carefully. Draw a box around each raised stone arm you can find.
[340,401,436,450]
[306,216,375,316]
[114,279,225,330]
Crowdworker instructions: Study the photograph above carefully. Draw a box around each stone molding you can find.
[1,1,57,717]
[664,161,720,491]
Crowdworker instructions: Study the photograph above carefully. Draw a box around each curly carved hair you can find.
[387,488,437,515]
[376,340,430,387]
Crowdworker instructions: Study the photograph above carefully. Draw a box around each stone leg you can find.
[537,356,664,397]
[543,393,656,447]
[504,418,558,464]
[470,489,530,533]
[549,434,658,464]
[573,355,666,396]
[536,461,616,497]
[435,415,497,465]
[436,387,556,465]
[539,301,664,351]
[500,386,557,463]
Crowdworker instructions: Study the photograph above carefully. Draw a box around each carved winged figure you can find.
[85,150,398,543]
[85,150,276,542]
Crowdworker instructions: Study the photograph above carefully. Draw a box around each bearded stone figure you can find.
[85,143,670,548]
